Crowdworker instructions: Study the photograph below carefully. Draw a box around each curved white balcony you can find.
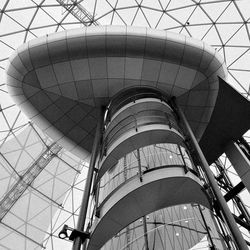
[101,204,227,250]
[98,143,193,205]
[105,97,173,136]
[88,166,210,250]
[98,124,184,180]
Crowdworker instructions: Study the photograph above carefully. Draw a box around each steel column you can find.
[225,140,250,193]
[72,108,104,250]
[198,205,216,249]
[137,148,143,182]
[142,216,149,250]
[173,99,248,250]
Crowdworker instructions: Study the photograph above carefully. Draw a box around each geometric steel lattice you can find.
[0,0,250,249]
[56,0,100,25]
[0,142,62,221]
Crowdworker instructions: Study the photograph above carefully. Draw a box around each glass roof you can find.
[0,0,249,249]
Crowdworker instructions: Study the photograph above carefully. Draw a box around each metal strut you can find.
[215,160,250,233]
[0,142,62,221]
[56,0,100,26]
[172,97,249,250]
[236,137,250,161]
[72,108,104,250]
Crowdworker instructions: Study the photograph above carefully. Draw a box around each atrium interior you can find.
[0,1,250,250]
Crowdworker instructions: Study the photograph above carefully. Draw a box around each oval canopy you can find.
[6,26,227,159]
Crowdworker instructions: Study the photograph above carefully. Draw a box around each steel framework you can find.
[56,0,100,26]
[0,143,62,221]
[0,0,250,249]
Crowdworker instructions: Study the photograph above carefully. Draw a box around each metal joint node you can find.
[58,224,90,242]
[69,229,90,242]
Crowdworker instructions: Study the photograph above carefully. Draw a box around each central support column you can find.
[87,88,222,250]
[73,108,104,250]
[173,98,248,250]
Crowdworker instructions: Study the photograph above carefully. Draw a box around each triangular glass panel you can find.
[230,49,250,71]
[226,24,250,46]
[224,47,248,67]
[217,2,243,23]
[132,8,150,27]
[7,8,37,28]
[187,24,212,41]
[201,1,230,22]
[168,0,194,10]
[216,23,242,44]
[5,0,36,10]
[110,12,127,25]
[31,8,58,28]
[117,7,138,26]
[202,25,222,46]
[170,6,196,25]
[157,13,182,30]
[142,7,164,28]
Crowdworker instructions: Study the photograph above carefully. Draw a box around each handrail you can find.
[103,111,180,155]
[118,217,213,250]
[105,108,175,136]
[97,142,194,204]
[108,90,168,119]
[97,164,192,208]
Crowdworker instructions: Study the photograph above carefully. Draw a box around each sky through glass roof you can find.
[0,0,250,249]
